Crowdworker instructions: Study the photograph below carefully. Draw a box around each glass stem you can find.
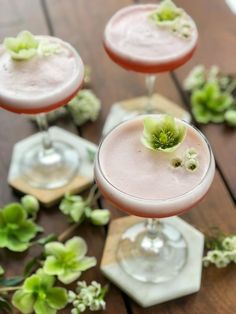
[145,74,156,113]
[146,218,161,239]
[36,113,54,154]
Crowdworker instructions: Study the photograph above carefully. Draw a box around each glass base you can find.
[20,140,79,189]
[117,221,187,283]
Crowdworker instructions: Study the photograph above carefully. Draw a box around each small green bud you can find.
[224,110,236,127]
[21,195,39,216]
[90,209,110,226]
[184,158,199,172]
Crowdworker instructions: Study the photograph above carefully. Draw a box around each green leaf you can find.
[2,203,26,224]
[0,276,23,287]
[37,234,57,246]
[24,257,40,277]
[46,287,68,309]
[4,31,39,61]
[12,291,35,314]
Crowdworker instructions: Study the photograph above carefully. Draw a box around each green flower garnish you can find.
[4,31,39,60]
[0,203,42,252]
[43,237,97,284]
[90,209,111,226]
[149,0,192,39]
[191,82,233,124]
[59,193,89,223]
[12,268,67,314]
[141,115,186,152]
[149,0,182,23]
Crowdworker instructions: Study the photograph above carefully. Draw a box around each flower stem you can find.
[0,286,22,293]
[58,222,81,242]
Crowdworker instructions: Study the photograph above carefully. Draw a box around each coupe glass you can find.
[95,117,215,283]
[103,4,198,114]
[0,36,84,189]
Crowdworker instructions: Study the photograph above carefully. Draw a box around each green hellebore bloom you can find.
[0,203,41,252]
[12,268,68,314]
[90,209,110,226]
[191,82,233,124]
[43,237,97,284]
[21,195,40,216]
[4,31,39,60]
[149,0,182,23]
[141,115,186,152]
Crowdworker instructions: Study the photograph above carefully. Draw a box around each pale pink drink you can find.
[95,115,215,283]
[0,35,84,188]
[104,3,198,111]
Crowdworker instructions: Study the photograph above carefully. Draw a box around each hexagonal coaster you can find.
[101,215,204,308]
[8,126,97,206]
[102,93,191,135]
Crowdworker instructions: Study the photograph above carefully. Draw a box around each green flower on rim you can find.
[149,0,182,23]
[191,82,233,123]
[12,269,68,314]
[43,237,97,284]
[4,31,39,60]
[141,115,186,152]
[0,203,42,252]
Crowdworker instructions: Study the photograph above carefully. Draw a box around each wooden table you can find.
[0,1,235,313]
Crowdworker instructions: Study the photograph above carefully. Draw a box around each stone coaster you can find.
[103,93,191,135]
[8,126,97,206]
[101,215,204,308]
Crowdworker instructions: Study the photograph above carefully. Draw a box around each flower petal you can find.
[44,241,65,257]
[65,237,87,258]
[46,287,68,309]
[58,270,81,284]
[75,257,97,272]
[2,203,26,223]
[12,290,35,314]
[43,256,64,276]
[34,299,56,314]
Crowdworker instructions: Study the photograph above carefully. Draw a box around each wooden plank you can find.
[43,0,137,312]
[172,0,236,201]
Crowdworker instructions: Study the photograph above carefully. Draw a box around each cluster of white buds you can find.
[203,236,236,268]
[68,281,108,314]
[171,147,199,172]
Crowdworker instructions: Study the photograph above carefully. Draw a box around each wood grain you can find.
[0,0,236,313]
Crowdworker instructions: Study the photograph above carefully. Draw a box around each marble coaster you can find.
[103,93,191,135]
[101,215,204,308]
[8,127,97,206]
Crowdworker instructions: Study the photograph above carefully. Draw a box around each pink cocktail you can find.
[95,115,215,283]
[0,34,84,188]
[103,2,198,111]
